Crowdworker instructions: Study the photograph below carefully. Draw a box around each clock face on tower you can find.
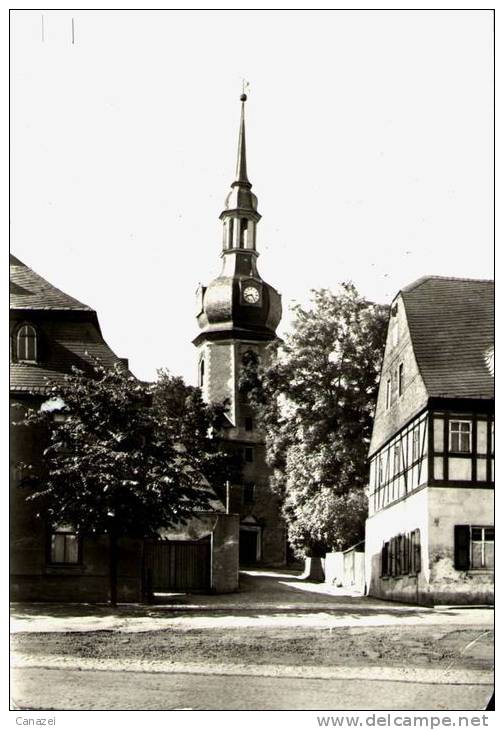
[243,285,261,305]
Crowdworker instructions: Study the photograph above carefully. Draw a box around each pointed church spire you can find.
[234,93,250,188]
[221,91,260,222]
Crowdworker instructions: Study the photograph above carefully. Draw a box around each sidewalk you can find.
[10,569,494,634]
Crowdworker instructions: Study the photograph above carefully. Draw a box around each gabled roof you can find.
[401,276,494,400]
[10,255,126,395]
[10,254,92,311]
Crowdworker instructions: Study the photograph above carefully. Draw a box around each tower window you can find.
[228,219,234,248]
[199,359,205,388]
[16,324,38,363]
[243,482,255,504]
[240,218,248,248]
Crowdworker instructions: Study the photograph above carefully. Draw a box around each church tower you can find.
[193,93,285,566]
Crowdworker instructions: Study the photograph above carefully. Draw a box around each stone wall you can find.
[211,513,239,593]
[197,337,286,567]
[427,486,494,604]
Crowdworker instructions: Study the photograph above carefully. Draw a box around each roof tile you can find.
[401,277,494,400]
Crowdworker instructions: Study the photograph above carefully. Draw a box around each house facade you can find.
[365,276,494,605]
[193,94,286,566]
[10,254,238,601]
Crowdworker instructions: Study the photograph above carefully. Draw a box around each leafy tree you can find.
[241,284,388,561]
[153,369,242,497]
[19,361,238,604]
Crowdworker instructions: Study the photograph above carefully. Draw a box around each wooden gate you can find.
[143,537,211,594]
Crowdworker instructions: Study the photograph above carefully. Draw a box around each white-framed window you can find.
[378,456,384,486]
[455,525,494,570]
[471,527,494,569]
[393,443,401,475]
[412,428,419,462]
[16,324,38,363]
[449,420,472,453]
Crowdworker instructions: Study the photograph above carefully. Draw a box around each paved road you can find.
[11,667,493,711]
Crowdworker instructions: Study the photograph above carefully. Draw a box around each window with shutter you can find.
[381,543,389,577]
[413,528,421,573]
[454,525,470,570]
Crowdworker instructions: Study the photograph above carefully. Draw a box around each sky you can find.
[10,9,494,385]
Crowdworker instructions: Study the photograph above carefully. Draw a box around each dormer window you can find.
[16,324,38,363]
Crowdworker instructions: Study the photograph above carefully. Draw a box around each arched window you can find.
[199,358,205,388]
[16,324,38,363]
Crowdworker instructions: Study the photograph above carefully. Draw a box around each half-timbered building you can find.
[365,276,494,605]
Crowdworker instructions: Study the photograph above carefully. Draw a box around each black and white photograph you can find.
[9,8,494,718]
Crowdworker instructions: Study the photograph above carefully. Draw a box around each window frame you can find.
[398,363,404,397]
[385,377,391,410]
[243,481,255,504]
[48,526,82,566]
[449,420,472,453]
[454,524,494,571]
[381,529,421,578]
[16,323,38,363]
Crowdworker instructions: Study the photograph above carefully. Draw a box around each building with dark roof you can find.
[365,276,494,605]
[10,255,239,601]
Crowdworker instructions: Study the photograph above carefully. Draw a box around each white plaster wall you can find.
[365,487,430,603]
[324,552,344,586]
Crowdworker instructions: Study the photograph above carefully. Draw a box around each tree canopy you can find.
[241,284,388,558]
[20,361,238,539]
